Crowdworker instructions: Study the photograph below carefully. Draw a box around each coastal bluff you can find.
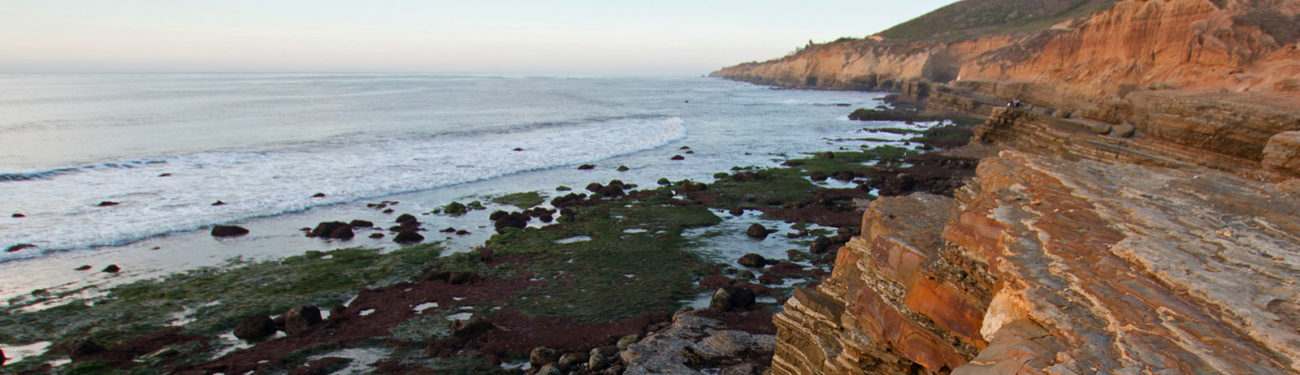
[713,0,1300,373]
[768,101,1300,374]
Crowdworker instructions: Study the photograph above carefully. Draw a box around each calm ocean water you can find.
[0,74,895,265]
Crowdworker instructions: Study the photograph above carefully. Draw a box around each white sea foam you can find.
[0,117,685,259]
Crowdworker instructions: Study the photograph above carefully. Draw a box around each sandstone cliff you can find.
[770,105,1300,374]
[712,0,1300,101]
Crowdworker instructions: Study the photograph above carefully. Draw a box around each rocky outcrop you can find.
[772,145,1300,373]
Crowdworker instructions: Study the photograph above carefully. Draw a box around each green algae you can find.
[0,244,444,371]
[489,191,546,209]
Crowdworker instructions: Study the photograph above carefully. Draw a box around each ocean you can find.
[0,74,906,300]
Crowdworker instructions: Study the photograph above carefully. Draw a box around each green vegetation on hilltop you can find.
[878,0,1118,42]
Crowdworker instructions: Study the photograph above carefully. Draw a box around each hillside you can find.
[879,0,1117,42]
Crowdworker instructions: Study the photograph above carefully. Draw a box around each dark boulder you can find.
[69,339,105,360]
[368,233,384,239]
[585,183,605,193]
[102,264,121,273]
[745,224,770,239]
[678,181,707,193]
[97,201,119,207]
[311,192,326,198]
[309,221,346,238]
[709,286,756,312]
[211,225,249,237]
[832,171,856,181]
[10,213,23,218]
[577,164,596,170]
[809,236,833,254]
[74,265,91,271]
[393,230,424,244]
[494,213,529,233]
[349,220,373,228]
[489,210,508,220]
[233,315,276,341]
[670,155,685,160]
[328,225,354,240]
[395,214,418,225]
[449,315,494,339]
[530,346,559,368]
[617,165,630,172]
[737,253,768,268]
[211,200,225,206]
[809,171,828,181]
[283,305,322,335]
[5,243,35,252]
[729,208,744,216]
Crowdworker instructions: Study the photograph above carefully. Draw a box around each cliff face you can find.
[712,0,1300,100]
[771,108,1300,373]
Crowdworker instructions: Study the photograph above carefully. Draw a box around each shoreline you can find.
[0,99,982,373]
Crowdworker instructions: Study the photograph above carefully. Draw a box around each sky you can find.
[0,0,958,76]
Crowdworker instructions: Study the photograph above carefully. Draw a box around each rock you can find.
[309,221,352,239]
[617,334,640,350]
[585,182,604,193]
[617,165,630,172]
[745,224,769,239]
[210,225,249,237]
[456,230,470,235]
[737,253,767,268]
[349,220,373,228]
[393,230,424,244]
[5,243,35,252]
[809,171,828,181]
[513,147,524,151]
[588,348,610,371]
[283,305,322,335]
[809,236,833,254]
[102,264,120,273]
[328,225,354,240]
[678,181,707,192]
[311,192,326,198]
[621,309,775,374]
[449,315,493,339]
[535,364,563,375]
[557,352,585,370]
[1112,121,1136,138]
[74,265,91,271]
[69,339,104,360]
[530,346,559,368]
[158,173,171,177]
[758,273,782,284]
[369,233,384,239]
[395,214,418,225]
[382,208,394,214]
[96,201,119,207]
[493,213,528,233]
[670,155,685,160]
[832,170,855,181]
[233,315,276,341]
[211,200,225,206]
[1263,131,1300,177]
[729,208,744,216]
[709,286,755,311]
[329,304,346,318]
[577,164,596,170]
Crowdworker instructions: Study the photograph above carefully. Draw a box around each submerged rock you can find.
[393,230,424,244]
[210,225,249,237]
[102,264,120,273]
[309,221,353,239]
[737,253,768,268]
[745,224,770,239]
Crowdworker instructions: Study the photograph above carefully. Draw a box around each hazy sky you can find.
[0,0,957,75]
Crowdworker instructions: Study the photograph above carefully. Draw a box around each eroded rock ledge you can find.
[771,118,1300,373]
